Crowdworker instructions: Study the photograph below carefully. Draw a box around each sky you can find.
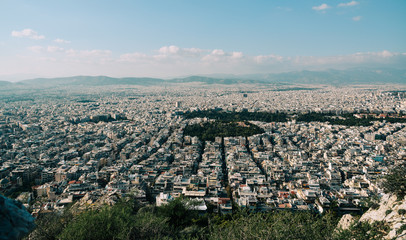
[0,0,405,81]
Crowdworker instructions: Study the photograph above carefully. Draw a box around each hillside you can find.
[0,80,12,87]
[0,68,404,88]
[19,76,164,87]
[360,194,406,239]
[168,76,267,85]
[246,68,406,85]
[337,194,406,239]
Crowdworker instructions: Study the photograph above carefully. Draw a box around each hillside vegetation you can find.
[28,196,399,240]
[184,121,264,141]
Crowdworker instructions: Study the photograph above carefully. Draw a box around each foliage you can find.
[359,196,380,211]
[31,197,394,240]
[209,210,338,240]
[184,121,264,142]
[182,109,406,127]
[385,117,406,123]
[157,198,200,229]
[182,109,288,122]
[398,209,406,215]
[382,164,406,200]
[397,224,406,235]
[334,220,390,240]
[2,180,36,199]
[58,200,137,240]
[28,205,74,240]
[32,198,205,240]
[129,210,172,239]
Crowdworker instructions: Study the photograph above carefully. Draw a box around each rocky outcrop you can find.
[69,190,123,215]
[337,214,355,231]
[359,194,406,239]
[0,194,35,240]
[337,194,406,239]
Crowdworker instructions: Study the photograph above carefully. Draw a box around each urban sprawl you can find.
[1,84,405,216]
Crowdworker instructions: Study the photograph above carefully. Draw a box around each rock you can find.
[337,214,354,230]
[359,193,406,239]
[360,194,393,223]
[0,194,35,240]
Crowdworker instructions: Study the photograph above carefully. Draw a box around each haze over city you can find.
[0,0,405,81]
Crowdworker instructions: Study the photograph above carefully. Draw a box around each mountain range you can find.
[0,68,405,88]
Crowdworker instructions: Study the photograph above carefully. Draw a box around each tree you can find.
[208,211,338,240]
[382,164,406,200]
[334,221,389,240]
[58,200,137,240]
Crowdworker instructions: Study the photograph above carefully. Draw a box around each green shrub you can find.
[29,204,74,240]
[396,224,406,235]
[209,211,338,240]
[58,201,137,240]
[335,221,389,240]
[32,196,393,240]
[370,202,380,210]
[398,209,406,215]
[382,164,406,200]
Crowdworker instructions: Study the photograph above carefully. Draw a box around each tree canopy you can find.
[184,121,264,142]
[30,197,392,240]
[382,164,406,200]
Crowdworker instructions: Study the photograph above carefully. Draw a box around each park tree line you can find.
[182,109,406,127]
[184,121,264,142]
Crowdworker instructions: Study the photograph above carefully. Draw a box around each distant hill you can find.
[0,80,12,86]
[172,68,406,85]
[18,76,164,87]
[242,68,406,85]
[1,68,405,88]
[168,76,267,85]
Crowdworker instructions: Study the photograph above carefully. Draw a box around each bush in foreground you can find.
[30,197,392,240]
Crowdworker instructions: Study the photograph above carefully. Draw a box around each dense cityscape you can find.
[1,84,405,219]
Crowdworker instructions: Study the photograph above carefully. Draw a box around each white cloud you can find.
[27,46,43,53]
[7,44,405,79]
[352,16,362,21]
[11,29,45,40]
[47,46,65,53]
[211,49,225,56]
[231,52,243,59]
[119,47,404,73]
[254,54,285,64]
[202,49,233,62]
[159,45,180,54]
[197,50,247,68]
[312,3,330,11]
[158,45,205,58]
[379,50,394,58]
[54,38,71,44]
[65,49,112,58]
[364,50,395,58]
[338,1,359,7]
[119,52,149,63]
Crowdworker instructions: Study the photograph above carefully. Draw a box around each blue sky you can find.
[0,0,405,80]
